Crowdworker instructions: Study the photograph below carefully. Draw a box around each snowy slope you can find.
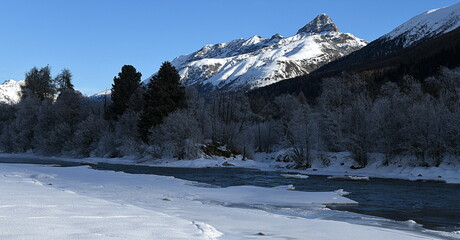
[383,2,460,47]
[0,80,23,104]
[87,89,112,102]
[164,14,366,91]
[0,166,212,240]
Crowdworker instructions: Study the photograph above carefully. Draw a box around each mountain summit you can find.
[297,14,340,34]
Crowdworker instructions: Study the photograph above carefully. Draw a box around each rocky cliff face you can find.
[297,14,340,34]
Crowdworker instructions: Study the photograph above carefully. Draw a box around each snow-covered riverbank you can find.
[0,163,451,239]
[38,153,460,184]
[1,151,460,184]
[275,152,460,184]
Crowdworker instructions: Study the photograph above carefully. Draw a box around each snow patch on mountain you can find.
[384,2,460,47]
[0,80,24,104]
[87,89,112,102]
[167,14,366,91]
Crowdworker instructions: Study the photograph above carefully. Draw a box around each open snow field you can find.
[0,162,450,239]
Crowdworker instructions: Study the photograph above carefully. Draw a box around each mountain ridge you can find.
[153,14,366,91]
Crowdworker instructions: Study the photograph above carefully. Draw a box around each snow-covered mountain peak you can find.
[242,35,265,46]
[0,79,24,104]
[270,34,283,40]
[297,14,340,35]
[383,2,460,47]
[3,79,18,85]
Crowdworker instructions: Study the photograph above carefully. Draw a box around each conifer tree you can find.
[109,65,142,119]
[139,62,186,142]
[55,68,74,92]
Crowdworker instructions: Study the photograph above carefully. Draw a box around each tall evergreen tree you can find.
[139,61,186,142]
[55,68,74,92]
[21,66,56,101]
[109,65,142,119]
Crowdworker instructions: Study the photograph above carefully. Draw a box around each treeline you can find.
[0,64,459,169]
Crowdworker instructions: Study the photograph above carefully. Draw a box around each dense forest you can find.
[0,63,459,169]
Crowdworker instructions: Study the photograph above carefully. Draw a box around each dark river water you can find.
[1,157,459,234]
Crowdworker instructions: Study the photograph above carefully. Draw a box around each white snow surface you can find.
[89,89,112,97]
[384,2,460,47]
[0,166,207,240]
[280,173,310,179]
[0,163,445,239]
[0,79,23,104]
[327,175,370,181]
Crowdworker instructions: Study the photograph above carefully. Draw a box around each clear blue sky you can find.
[1,0,459,95]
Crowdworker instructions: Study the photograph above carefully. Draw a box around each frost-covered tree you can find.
[0,104,17,152]
[150,109,202,159]
[343,94,371,167]
[44,89,85,154]
[286,103,312,168]
[185,87,212,140]
[54,89,84,126]
[68,115,108,157]
[253,100,278,153]
[32,99,56,154]
[93,111,142,157]
[369,82,405,163]
[94,111,142,157]
[271,94,302,147]
[432,68,460,159]
[115,111,142,156]
[318,76,374,167]
[208,92,255,158]
[10,95,41,152]
[319,77,349,152]
[21,66,56,101]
